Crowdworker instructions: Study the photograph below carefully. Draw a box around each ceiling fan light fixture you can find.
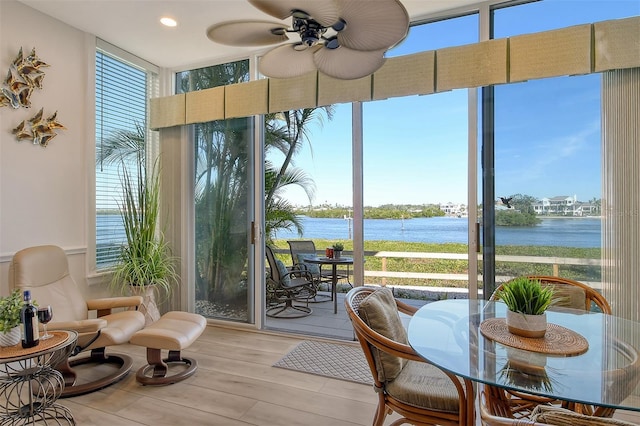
[291,9,309,19]
[293,17,327,47]
[325,37,340,49]
[331,19,346,32]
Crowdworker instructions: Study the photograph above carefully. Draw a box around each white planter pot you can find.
[129,285,161,326]
[506,310,547,338]
[0,326,21,347]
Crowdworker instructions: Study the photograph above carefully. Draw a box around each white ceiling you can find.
[17,0,484,70]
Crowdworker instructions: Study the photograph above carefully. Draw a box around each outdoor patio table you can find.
[305,256,353,314]
[407,299,640,414]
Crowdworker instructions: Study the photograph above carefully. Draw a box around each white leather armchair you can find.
[10,245,145,397]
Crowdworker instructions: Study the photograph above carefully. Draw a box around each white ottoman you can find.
[130,311,206,385]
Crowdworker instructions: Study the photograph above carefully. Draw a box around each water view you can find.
[99,215,601,249]
[274,216,601,248]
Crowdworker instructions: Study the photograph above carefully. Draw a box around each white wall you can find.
[0,0,108,299]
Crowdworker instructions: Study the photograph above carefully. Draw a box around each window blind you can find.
[95,51,149,269]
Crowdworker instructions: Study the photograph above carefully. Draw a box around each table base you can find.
[2,403,75,426]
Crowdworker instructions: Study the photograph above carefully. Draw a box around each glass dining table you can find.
[407,299,640,414]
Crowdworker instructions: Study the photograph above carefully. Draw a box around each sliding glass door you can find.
[176,61,254,323]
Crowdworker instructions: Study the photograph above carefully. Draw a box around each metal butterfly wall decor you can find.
[0,47,48,109]
[12,108,66,147]
[2,47,66,147]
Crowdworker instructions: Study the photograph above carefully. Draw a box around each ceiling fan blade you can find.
[314,46,386,80]
[207,21,289,46]
[249,0,340,27]
[259,44,320,79]
[336,0,409,51]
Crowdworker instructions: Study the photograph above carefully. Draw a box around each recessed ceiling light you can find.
[160,17,177,27]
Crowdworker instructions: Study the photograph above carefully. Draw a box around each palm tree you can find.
[264,160,313,244]
[96,123,145,168]
[263,107,334,242]
[264,108,334,209]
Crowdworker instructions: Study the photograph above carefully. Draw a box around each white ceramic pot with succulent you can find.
[495,277,556,339]
[0,289,25,347]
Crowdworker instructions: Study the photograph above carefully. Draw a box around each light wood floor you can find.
[60,325,639,425]
[62,325,387,425]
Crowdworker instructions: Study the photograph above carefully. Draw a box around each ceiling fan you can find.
[207,0,409,80]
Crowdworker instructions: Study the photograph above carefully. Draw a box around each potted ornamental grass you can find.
[495,277,556,338]
[110,159,178,326]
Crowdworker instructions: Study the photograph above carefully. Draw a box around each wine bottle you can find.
[20,290,39,348]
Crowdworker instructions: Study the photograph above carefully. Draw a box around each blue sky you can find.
[273,0,639,207]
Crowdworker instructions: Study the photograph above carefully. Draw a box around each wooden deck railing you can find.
[272,248,602,287]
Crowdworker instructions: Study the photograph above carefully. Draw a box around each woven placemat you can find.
[480,318,588,356]
[0,331,71,359]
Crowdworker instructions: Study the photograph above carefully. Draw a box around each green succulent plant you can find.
[0,289,25,333]
[332,242,344,251]
[495,277,556,315]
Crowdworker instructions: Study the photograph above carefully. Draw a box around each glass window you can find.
[95,49,157,270]
[361,14,478,294]
[487,0,639,298]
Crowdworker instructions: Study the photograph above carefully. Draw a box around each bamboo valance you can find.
[150,16,640,130]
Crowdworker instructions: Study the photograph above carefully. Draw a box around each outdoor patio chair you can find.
[10,244,146,397]
[345,286,475,426]
[486,275,614,419]
[287,240,351,293]
[265,245,315,318]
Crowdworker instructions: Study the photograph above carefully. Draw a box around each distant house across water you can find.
[532,195,599,216]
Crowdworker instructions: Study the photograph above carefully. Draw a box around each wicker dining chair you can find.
[486,275,614,419]
[492,275,611,314]
[345,286,475,426]
[480,392,639,426]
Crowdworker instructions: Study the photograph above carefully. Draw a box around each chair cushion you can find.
[275,259,291,286]
[358,287,408,382]
[386,360,461,413]
[297,253,321,275]
[530,405,637,426]
[546,283,587,311]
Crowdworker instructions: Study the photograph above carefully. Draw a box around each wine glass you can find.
[37,305,53,340]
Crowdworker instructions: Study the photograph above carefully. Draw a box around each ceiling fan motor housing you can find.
[293,17,328,47]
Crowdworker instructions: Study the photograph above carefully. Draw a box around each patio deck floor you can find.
[264,289,429,341]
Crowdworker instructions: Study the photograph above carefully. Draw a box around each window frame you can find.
[91,39,159,276]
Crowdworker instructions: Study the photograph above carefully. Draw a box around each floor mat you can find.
[273,340,372,385]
